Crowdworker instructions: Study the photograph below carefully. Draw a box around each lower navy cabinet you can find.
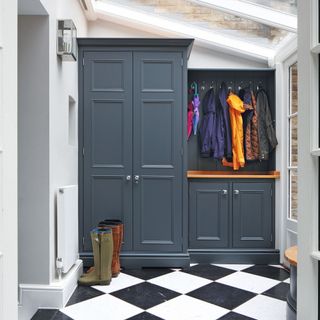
[189,181,229,249]
[233,182,273,249]
[188,179,276,262]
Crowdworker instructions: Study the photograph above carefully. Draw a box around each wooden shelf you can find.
[187,170,280,179]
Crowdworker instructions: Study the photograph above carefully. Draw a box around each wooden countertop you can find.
[187,170,280,179]
[285,246,297,266]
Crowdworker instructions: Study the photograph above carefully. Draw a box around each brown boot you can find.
[99,223,122,277]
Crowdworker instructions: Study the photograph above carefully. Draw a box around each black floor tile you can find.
[66,285,105,306]
[182,264,235,281]
[242,265,289,281]
[121,268,174,280]
[110,282,180,309]
[218,312,257,320]
[31,309,58,320]
[187,282,256,310]
[126,311,165,320]
[52,311,74,320]
[31,309,73,320]
[262,282,290,301]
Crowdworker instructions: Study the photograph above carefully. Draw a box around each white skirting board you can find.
[18,259,83,320]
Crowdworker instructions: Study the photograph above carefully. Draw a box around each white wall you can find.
[40,0,88,283]
[88,20,268,69]
[18,15,50,285]
[18,0,88,318]
[0,0,18,319]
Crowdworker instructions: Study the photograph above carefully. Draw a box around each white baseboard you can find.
[18,259,83,320]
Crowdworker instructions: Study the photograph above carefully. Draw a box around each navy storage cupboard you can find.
[188,179,277,264]
[78,39,194,268]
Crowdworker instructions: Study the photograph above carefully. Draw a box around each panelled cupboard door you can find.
[133,51,183,252]
[82,51,133,251]
[232,182,273,248]
[189,182,229,248]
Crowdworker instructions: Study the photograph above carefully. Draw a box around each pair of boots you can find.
[78,227,113,286]
[78,220,123,286]
[98,219,123,277]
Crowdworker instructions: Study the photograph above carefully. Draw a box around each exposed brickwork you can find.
[131,0,289,45]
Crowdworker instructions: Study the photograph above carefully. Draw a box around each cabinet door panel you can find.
[232,182,273,248]
[189,182,229,248]
[133,51,183,252]
[82,51,133,252]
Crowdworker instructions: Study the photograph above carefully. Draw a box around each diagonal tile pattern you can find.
[32,264,290,320]
[110,282,180,309]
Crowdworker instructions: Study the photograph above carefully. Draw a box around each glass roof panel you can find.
[242,0,297,15]
[101,0,293,49]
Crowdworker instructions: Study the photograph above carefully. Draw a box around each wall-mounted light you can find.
[57,20,77,61]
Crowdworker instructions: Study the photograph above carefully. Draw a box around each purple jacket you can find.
[199,89,225,159]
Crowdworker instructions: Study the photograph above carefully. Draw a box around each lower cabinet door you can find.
[189,181,229,248]
[232,181,274,248]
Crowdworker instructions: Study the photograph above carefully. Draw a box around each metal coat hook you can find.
[191,81,199,97]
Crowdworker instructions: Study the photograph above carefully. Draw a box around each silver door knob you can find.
[126,175,131,181]
[234,190,240,195]
[134,175,140,184]
[221,189,228,195]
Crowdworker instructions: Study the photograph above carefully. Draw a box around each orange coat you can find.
[223,94,246,170]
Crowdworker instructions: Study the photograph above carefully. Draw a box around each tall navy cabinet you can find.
[78,39,193,268]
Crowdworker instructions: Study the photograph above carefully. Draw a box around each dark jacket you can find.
[199,88,225,159]
[256,89,278,160]
[218,83,232,160]
[239,88,259,160]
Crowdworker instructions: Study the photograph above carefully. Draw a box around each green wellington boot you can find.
[78,227,113,286]
[100,229,113,285]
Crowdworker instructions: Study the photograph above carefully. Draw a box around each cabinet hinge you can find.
[270,188,273,197]
[181,58,183,67]
[181,148,184,157]
[82,147,85,157]
[82,237,85,247]
[82,58,85,67]
[270,234,273,242]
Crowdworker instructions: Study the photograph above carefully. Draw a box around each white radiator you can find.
[57,185,78,274]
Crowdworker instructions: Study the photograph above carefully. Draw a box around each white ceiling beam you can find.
[191,0,297,33]
[93,1,274,63]
[78,0,97,21]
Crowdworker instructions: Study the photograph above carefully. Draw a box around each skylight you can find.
[244,0,297,15]
[88,0,297,63]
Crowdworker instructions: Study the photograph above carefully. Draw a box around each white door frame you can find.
[0,0,18,319]
[297,0,319,319]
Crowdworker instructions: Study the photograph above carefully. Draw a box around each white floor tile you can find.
[148,295,229,320]
[60,294,143,320]
[216,271,280,294]
[212,264,254,271]
[92,272,144,294]
[147,270,212,294]
[283,277,291,284]
[234,295,287,320]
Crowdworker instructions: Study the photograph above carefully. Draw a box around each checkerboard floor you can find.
[32,264,290,320]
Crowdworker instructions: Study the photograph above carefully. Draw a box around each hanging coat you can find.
[256,89,278,160]
[199,88,226,159]
[222,93,246,170]
[239,88,260,161]
[187,101,194,140]
[199,89,215,157]
[218,83,232,160]
[192,95,200,135]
